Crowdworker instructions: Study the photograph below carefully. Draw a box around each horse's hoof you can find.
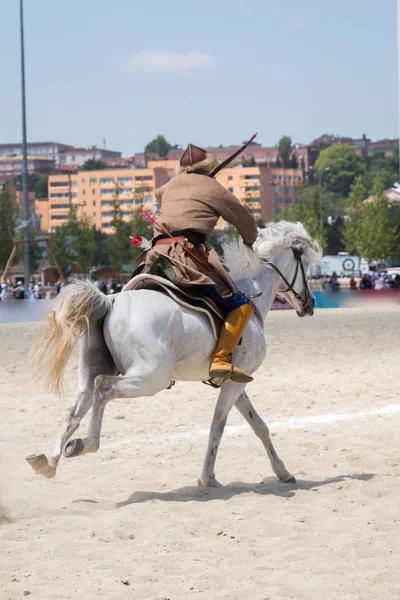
[197,477,223,488]
[25,454,56,479]
[282,474,297,484]
[63,438,85,458]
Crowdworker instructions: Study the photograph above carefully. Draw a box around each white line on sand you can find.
[103,402,400,450]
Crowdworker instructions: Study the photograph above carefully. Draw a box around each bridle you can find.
[265,247,311,307]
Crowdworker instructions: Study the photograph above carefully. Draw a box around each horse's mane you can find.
[223,221,322,277]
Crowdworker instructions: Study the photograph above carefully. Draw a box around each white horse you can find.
[26,221,321,487]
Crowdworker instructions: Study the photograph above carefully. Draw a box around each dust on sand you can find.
[0,305,399,599]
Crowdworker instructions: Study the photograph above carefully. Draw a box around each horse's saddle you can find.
[122,274,224,339]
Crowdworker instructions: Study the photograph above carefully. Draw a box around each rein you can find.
[264,248,310,307]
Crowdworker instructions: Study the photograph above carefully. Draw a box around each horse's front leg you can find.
[198,381,246,488]
[235,391,296,483]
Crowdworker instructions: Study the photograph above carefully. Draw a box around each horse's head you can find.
[268,245,315,317]
[253,222,322,318]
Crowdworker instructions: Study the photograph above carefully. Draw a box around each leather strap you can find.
[154,236,186,246]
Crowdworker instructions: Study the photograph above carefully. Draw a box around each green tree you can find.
[93,229,110,266]
[67,206,95,275]
[81,159,108,171]
[278,185,327,251]
[34,176,49,199]
[315,144,366,196]
[342,176,368,256]
[51,226,74,275]
[0,182,15,270]
[105,183,132,270]
[12,173,40,193]
[28,221,43,274]
[129,206,154,262]
[277,136,293,168]
[363,152,397,193]
[391,143,399,174]
[356,177,397,264]
[145,135,173,158]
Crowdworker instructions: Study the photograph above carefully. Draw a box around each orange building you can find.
[38,164,303,234]
[215,166,269,228]
[215,165,303,227]
[264,167,304,221]
[41,167,168,232]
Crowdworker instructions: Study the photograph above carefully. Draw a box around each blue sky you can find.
[0,0,397,154]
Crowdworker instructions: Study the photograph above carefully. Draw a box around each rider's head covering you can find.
[176,133,258,178]
[176,143,218,176]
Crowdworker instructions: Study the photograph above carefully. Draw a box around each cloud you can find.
[127,50,214,74]
[281,18,311,30]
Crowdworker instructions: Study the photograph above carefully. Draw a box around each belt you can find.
[153,236,210,272]
[154,236,187,246]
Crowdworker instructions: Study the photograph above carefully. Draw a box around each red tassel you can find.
[139,208,157,224]
[130,233,143,246]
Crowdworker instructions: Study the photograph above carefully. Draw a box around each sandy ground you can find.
[0,305,399,600]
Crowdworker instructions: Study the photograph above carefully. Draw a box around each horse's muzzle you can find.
[297,294,315,318]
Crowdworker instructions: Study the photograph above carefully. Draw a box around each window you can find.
[122,211,131,217]
[119,187,133,194]
[92,189,96,195]
[101,201,113,206]
[92,200,96,206]
[244,175,260,180]
[228,187,234,193]
[59,155,66,164]
[82,190,86,195]
[101,211,113,217]
[50,192,70,198]
[100,177,114,184]
[93,211,96,216]
[90,178,97,185]
[228,176,233,181]
[101,189,114,195]
[51,214,70,221]
[135,175,152,181]
[117,177,132,183]
[81,177,85,183]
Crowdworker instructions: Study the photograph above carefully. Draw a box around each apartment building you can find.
[58,146,121,167]
[0,155,56,185]
[40,167,168,233]
[215,166,269,228]
[0,141,71,164]
[263,167,304,221]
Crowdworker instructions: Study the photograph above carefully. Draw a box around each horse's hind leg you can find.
[235,391,296,483]
[26,322,115,478]
[63,365,171,459]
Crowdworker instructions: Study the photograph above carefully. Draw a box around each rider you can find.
[145,141,258,383]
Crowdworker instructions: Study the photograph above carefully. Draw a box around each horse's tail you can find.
[30,280,113,394]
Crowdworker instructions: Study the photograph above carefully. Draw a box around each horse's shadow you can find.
[116,472,375,508]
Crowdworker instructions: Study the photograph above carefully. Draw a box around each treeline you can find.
[0,183,153,276]
[278,142,400,263]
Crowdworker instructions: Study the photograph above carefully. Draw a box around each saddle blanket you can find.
[122,274,223,339]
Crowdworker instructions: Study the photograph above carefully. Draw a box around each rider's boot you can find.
[209,304,254,383]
